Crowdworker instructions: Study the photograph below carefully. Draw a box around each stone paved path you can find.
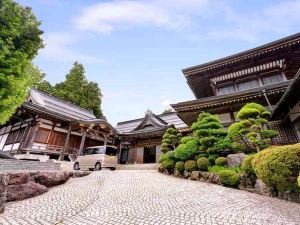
[0,170,299,225]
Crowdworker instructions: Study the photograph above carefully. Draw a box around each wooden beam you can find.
[59,125,71,161]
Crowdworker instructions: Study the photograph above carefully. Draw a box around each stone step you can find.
[117,163,159,170]
[0,159,61,172]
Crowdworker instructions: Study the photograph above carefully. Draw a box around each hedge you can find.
[185,160,197,172]
[215,157,227,166]
[197,157,209,171]
[252,144,300,192]
[175,161,185,174]
[219,170,239,187]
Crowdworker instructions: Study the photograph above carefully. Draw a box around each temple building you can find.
[0,89,117,161]
[116,111,188,164]
[171,33,300,145]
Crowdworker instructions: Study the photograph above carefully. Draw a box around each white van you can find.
[73,145,118,171]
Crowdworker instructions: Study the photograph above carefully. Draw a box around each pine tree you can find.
[160,127,182,153]
[192,112,227,154]
[228,103,278,152]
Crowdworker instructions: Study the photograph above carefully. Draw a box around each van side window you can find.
[106,147,117,156]
[85,148,94,155]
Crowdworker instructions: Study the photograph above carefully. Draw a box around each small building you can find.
[172,33,300,145]
[0,89,117,161]
[116,110,188,164]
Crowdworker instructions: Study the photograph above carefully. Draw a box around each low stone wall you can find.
[158,167,300,203]
[0,170,90,213]
[0,159,61,171]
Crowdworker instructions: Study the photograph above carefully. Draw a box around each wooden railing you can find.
[30,143,78,155]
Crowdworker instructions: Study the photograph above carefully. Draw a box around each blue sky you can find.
[17,0,300,125]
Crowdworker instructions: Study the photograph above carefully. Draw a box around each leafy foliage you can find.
[55,62,103,118]
[192,112,227,154]
[161,159,175,171]
[241,155,256,176]
[160,128,182,153]
[0,0,43,124]
[215,157,227,166]
[219,170,240,187]
[162,108,173,114]
[159,150,176,163]
[208,165,227,173]
[197,157,209,171]
[252,144,300,193]
[228,103,278,152]
[184,160,197,172]
[175,139,199,161]
[175,161,185,174]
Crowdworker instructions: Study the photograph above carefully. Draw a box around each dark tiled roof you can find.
[28,89,96,121]
[116,111,188,133]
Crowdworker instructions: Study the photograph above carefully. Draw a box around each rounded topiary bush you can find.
[197,157,209,171]
[219,170,239,187]
[175,161,185,174]
[184,160,197,172]
[241,155,255,176]
[215,157,227,166]
[252,144,300,192]
[161,159,175,171]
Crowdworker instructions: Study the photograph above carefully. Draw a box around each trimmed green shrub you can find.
[180,136,194,144]
[192,112,227,154]
[161,159,175,171]
[208,165,227,173]
[241,155,255,176]
[160,128,182,153]
[175,161,185,174]
[219,170,239,187]
[197,157,209,171]
[184,160,197,172]
[215,157,227,166]
[227,103,277,152]
[175,139,199,161]
[252,144,300,192]
[159,150,175,163]
[298,175,300,187]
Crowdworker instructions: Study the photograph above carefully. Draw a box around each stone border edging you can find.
[0,170,91,213]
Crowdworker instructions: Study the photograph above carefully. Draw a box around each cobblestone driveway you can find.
[0,170,299,225]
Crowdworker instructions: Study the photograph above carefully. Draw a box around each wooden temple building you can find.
[116,111,188,164]
[171,33,300,145]
[0,89,117,161]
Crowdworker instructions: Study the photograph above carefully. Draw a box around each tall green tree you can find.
[54,62,103,118]
[0,0,43,124]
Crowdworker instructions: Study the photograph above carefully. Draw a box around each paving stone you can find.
[0,170,299,225]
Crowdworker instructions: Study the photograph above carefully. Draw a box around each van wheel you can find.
[73,162,80,170]
[94,162,102,171]
[110,167,116,171]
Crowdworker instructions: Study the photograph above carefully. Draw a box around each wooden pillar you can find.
[59,126,71,161]
[262,89,273,111]
[78,132,87,156]
[27,121,40,149]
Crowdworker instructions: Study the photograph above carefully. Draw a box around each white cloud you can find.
[39,32,104,64]
[207,0,300,42]
[74,0,209,34]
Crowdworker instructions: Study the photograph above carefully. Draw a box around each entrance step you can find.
[117,163,159,170]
